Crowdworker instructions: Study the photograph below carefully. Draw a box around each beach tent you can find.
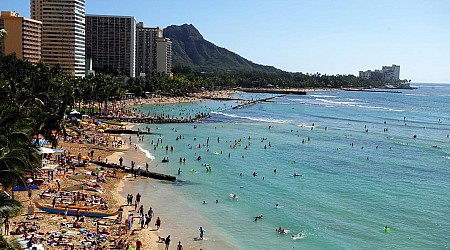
[70,110,80,115]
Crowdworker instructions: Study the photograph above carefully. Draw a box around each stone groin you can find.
[232,95,285,110]
[91,160,177,182]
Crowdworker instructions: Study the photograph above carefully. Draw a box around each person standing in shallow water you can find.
[199,226,205,239]
[155,216,161,230]
[164,235,171,250]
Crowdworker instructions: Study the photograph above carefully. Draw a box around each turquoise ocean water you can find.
[125,83,450,249]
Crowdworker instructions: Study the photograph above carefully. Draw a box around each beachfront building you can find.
[358,69,383,81]
[0,11,42,64]
[86,15,136,77]
[136,22,172,76]
[156,37,172,74]
[382,64,400,83]
[136,23,161,76]
[359,64,400,83]
[30,0,86,77]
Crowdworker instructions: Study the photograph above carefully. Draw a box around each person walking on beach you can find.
[164,235,171,250]
[140,215,145,229]
[138,205,144,217]
[177,241,183,250]
[147,207,153,222]
[136,239,142,250]
[199,226,205,239]
[136,193,141,206]
[118,206,123,221]
[144,214,150,228]
[155,216,161,230]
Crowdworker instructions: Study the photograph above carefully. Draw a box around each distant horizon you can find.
[410,82,450,85]
[1,0,449,83]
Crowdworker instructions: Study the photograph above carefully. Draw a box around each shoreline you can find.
[113,133,238,250]
[105,130,163,250]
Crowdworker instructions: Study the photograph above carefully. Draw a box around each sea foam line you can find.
[213,111,290,124]
[138,145,155,160]
[309,94,337,98]
[315,98,360,105]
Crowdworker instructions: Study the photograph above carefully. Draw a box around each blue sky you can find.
[2,0,449,83]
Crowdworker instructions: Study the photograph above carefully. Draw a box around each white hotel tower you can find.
[30,0,85,77]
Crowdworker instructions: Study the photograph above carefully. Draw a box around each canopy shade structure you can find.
[38,147,66,154]
[38,147,55,154]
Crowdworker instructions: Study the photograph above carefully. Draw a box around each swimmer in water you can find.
[276,204,279,208]
[291,233,303,239]
[293,173,302,177]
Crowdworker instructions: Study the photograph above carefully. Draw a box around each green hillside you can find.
[163,24,281,73]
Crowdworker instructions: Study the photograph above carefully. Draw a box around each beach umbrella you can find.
[38,138,48,146]
[26,178,33,184]
[97,129,104,133]
[95,121,101,125]
[71,131,78,136]
[81,156,90,160]
[89,123,96,127]
[69,110,80,115]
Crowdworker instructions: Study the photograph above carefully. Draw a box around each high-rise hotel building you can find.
[86,15,136,77]
[135,22,161,76]
[30,0,86,77]
[0,11,42,64]
[135,22,172,75]
[156,37,172,74]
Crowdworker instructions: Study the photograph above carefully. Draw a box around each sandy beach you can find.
[3,92,240,250]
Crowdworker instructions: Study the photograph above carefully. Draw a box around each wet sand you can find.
[117,135,239,250]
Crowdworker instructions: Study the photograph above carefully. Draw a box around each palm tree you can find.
[0,104,39,188]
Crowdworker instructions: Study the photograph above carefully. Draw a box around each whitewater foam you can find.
[213,111,290,124]
[138,145,155,160]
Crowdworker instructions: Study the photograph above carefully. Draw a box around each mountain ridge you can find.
[163,24,281,73]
